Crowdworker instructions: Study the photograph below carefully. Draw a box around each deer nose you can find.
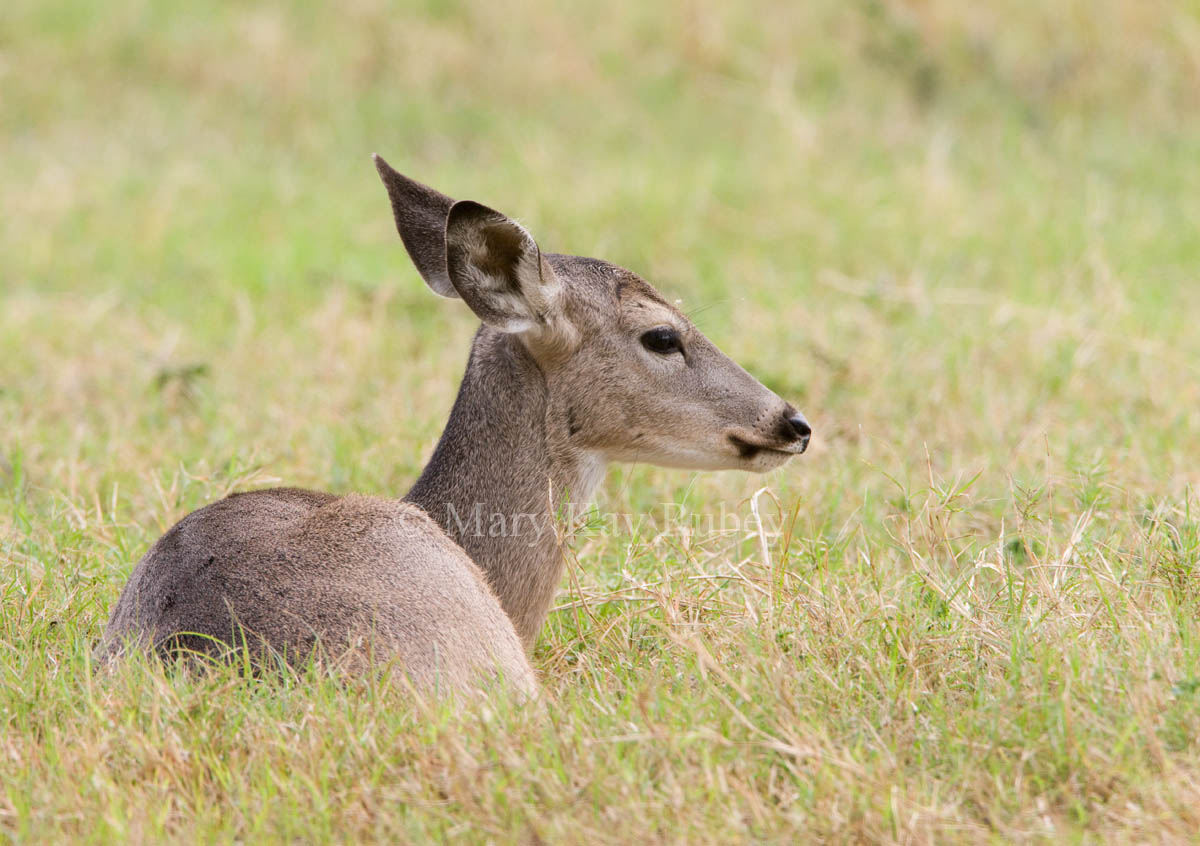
[786,412,811,452]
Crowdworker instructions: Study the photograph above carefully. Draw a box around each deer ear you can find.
[445,200,562,335]
[373,154,459,298]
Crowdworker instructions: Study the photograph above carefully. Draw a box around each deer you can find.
[95,156,812,696]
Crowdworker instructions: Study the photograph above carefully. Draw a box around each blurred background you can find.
[4,0,1200,576]
[4,0,1200,557]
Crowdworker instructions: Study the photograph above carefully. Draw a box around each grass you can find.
[3,0,1200,841]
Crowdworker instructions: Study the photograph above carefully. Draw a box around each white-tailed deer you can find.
[97,156,812,695]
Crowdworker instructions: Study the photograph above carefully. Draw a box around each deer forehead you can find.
[548,256,689,335]
[611,276,687,332]
[620,299,686,334]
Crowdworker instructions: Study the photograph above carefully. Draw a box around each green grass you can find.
[3,0,1200,841]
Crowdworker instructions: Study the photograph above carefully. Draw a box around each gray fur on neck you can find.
[404,327,603,646]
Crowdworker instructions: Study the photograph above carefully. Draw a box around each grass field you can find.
[4,0,1200,841]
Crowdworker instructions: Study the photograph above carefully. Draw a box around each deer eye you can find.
[640,326,683,356]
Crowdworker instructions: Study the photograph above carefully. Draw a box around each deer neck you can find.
[403,328,603,647]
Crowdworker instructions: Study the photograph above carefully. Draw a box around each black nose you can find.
[787,413,811,452]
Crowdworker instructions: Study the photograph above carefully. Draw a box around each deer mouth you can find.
[727,434,803,461]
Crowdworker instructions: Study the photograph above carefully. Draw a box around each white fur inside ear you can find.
[426,269,459,298]
[491,315,536,333]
